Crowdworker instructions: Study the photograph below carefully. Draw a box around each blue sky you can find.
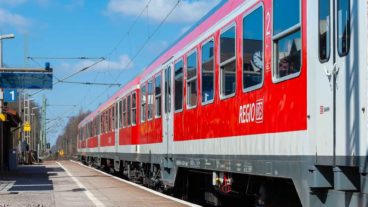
[0,0,220,145]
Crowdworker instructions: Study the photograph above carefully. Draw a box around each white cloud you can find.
[106,0,220,23]
[60,54,134,72]
[0,8,31,33]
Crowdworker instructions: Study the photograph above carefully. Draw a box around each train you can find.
[77,0,368,206]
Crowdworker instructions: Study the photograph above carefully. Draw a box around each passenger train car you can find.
[77,0,368,206]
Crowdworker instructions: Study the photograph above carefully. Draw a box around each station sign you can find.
[0,71,53,89]
[3,89,17,102]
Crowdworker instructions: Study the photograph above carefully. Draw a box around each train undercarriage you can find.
[80,155,302,207]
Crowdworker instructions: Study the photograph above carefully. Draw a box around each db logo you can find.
[239,99,264,124]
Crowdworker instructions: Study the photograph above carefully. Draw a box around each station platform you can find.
[0,160,197,207]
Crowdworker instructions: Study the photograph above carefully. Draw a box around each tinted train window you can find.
[201,40,214,103]
[147,80,153,120]
[165,66,171,113]
[118,100,122,128]
[243,7,264,91]
[131,93,137,125]
[127,95,131,126]
[187,50,197,108]
[273,0,301,80]
[155,75,162,117]
[141,85,146,122]
[220,25,236,97]
[319,0,331,62]
[337,0,350,56]
[123,98,126,127]
[174,59,184,111]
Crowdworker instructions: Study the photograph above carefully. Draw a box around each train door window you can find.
[165,66,171,113]
[319,0,331,62]
[220,24,236,98]
[337,0,350,56]
[123,98,127,128]
[141,85,147,122]
[201,39,214,104]
[174,59,184,111]
[147,80,154,120]
[109,108,112,131]
[115,103,118,129]
[118,100,122,128]
[243,6,264,91]
[127,95,131,126]
[273,0,301,81]
[186,49,198,108]
[155,74,162,117]
[131,92,137,125]
[97,114,100,134]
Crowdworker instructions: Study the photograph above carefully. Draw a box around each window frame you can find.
[140,83,147,123]
[147,79,154,121]
[200,37,215,106]
[186,48,198,110]
[154,73,162,118]
[122,97,127,128]
[174,58,184,113]
[272,0,302,83]
[131,92,137,126]
[318,0,331,63]
[242,4,265,93]
[218,22,237,100]
[127,94,131,127]
[337,0,350,57]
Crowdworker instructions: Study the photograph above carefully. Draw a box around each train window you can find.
[127,95,131,126]
[319,0,331,62]
[337,0,350,56]
[155,75,162,117]
[220,24,236,98]
[131,92,137,125]
[243,7,264,91]
[123,98,126,128]
[165,66,171,113]
[174,59,184,111]
[147,80,154,120]
[273,0,301,80]
[141,85,147,122]
[201,39,214,104]
[118,100,122,128]
[187,50,197,108]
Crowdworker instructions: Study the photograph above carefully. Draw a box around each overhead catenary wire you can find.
[59,80,121,87]
[87,0,182,108]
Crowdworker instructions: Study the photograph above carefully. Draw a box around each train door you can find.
[313,0,335,160]
[163,65,174,155]
[314,0,365,163]
[334,0,365,160]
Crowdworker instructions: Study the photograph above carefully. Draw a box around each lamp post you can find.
[0,33,14,171]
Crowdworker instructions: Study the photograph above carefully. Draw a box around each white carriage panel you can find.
[99,146,116,153]
[171,131,311,156]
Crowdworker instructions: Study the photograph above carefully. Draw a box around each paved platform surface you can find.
[0,160,192,207]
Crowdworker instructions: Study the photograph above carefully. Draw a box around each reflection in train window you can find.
[141,85,147,122]
[319,0,331,62]
[147,80,153,120]
[155,75,162,117]
[220,25,236,97]
[174,59,184,111]
[131,92,137,125]
[273,0,301,80]
[187,50,197,108]
[243,7,264,91]
[337,0,350,56]
[201,39,214,104]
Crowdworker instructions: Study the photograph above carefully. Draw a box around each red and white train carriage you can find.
[78,0,368,206]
